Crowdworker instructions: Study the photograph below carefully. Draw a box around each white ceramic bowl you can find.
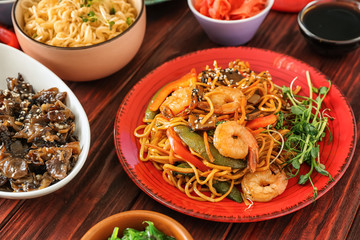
[0,0,15,26]
[188,0,274,46]
[0,43,91,199]
[11,0,146,81]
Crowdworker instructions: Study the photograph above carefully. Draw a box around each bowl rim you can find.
[187,0,274,24]
[81,210,193,240]
[297,0,360,44]
[0,0,15,4]
[11,0,145,50]
[0,43,91,199]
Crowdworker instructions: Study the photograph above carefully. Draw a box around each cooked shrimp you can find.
[160,87,192,118]
[241,169,288,202]
[213,121,259,172]
[202,86,245,114]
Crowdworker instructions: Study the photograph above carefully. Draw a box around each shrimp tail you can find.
[248,146,259,173]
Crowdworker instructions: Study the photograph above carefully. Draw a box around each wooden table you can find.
[1,1,359,239]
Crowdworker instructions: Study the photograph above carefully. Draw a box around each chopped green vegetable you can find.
[281,75,333,199]
[88,11,95,17]
[110,7,116,15]
[80,16,88,22]
[108,221,175,240]
[213,180,243,203]
[83,0,93,7]
[80,10,97,23]
[109,21,115,30]
[109,227,120,240]
[126,17,132,25]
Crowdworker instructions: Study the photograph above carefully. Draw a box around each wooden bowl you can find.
[81,210,193,240]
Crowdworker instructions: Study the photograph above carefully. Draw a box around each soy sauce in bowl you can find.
[298,0,360,55]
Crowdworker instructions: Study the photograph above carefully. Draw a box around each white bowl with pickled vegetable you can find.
[0,43,90,199]
[81,210,193,240]
[11,0,146,81]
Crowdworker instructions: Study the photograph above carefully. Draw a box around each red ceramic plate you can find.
[271,0,313,12]
[114,47,356,222]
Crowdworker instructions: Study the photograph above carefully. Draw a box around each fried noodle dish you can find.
[135,60,333,205]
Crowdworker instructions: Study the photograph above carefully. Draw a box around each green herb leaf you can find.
[291,105,304,115]
[312,86,319,94]
[310,145,319,158]
[275,111,284,130]
[282,86,291,96]
[319,86,328,95]
[292,159,300,169]
[298,174,309,184]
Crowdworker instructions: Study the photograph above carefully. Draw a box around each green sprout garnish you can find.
[280,74,333,200]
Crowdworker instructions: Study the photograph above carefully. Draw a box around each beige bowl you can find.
[11,0,146,82]
[81,210,193,240]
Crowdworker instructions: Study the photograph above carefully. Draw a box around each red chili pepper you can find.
[0,26,20,49]
[166,127,210,172]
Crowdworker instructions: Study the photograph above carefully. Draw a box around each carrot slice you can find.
[148,68,197,112]
[246,114,277,130]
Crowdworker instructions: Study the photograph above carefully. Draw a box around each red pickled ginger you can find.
[194,0,267,20]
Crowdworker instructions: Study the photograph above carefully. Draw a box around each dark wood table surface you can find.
[1,1,360,239]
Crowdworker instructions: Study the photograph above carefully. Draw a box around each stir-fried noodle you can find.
[135,60,310,204]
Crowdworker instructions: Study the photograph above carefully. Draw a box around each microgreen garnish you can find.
[281,72,333,199]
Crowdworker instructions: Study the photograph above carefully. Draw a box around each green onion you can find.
[109,21,115,30]
[126,17,132,25]
[87,11,95,17]
[80,16,88,22]
[110,7,116,15]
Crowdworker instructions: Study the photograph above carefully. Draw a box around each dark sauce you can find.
[302,2,360,41]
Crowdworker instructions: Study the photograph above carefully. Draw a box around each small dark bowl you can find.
[298,0,360,56]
